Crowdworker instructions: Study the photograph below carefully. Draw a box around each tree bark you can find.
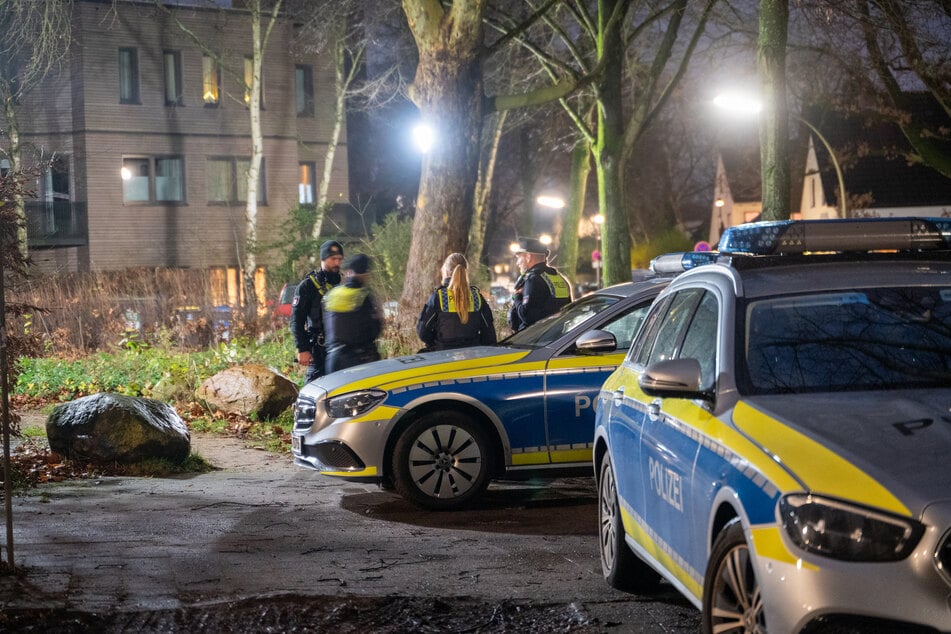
[468,110,507,277]
[560,138,590,285]
[399,0,486,315]
[595,0,631,287]
[1,85,26,258]
[757,0,790,220]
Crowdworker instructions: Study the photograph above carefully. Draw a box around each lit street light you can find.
[536,195,565,209]
[712,91,847,219]
[412,123,435,154]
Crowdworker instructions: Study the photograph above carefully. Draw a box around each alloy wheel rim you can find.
[709,542,766,634]
[407,424,482,499]
[598,464,618,571]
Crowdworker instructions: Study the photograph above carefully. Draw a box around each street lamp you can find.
[592,213,604,289]
[536,195,565,209]
[712,92,847,218]
[412,123,435,154]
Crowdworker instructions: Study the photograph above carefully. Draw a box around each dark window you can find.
[122,156,185,203]
[163,50,183,105]
[118,48,140,104]
[207,157,266,204]
[295,64,314,116]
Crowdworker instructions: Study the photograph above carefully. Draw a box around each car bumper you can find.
[751,519,951,632]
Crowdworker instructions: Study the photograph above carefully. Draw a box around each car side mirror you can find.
[575,329,618,353]
[639,358,710,401]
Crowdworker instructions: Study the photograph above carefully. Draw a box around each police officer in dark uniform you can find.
[508,236,573,332]
[417,252,497,351]
[323,253,382,373]
[290,240,344,383]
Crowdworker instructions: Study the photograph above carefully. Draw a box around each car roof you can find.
[591,276,671,299]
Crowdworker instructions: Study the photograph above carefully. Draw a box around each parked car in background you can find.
[274,283,298,319]
[594,217,951,632]
[489,285,512,309]
[291,276,677,510]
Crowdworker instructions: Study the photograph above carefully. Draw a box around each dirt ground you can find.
[1,420,700,633]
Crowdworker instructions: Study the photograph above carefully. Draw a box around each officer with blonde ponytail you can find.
[417,253,497,351]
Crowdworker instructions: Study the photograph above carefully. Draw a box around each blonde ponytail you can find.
[443,253,471,324]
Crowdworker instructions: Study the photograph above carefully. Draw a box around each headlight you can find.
[779,494,924,562]
[325,389,387,419]
[293,396,316,429]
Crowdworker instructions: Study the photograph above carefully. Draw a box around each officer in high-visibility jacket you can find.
[508,236,573,332]
[290,240,344,383]
[417,252,497,351]
[323,253,382,373]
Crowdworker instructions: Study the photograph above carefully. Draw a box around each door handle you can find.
[648,399,661,421]
[612,387,624,407]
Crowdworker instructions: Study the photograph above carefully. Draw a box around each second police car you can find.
[595,218,951,633]
[292,276,674,510]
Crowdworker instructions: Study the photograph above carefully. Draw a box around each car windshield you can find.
[741,286,951,394]
[502,294,619,348]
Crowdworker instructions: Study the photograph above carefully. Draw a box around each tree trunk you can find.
[757,0,790,220]
[242,5,265,318]
[595,0,631,287]
[468,110,507,279]
[559,138,590,285]
[399,0,486,315]
[2,86,27,258]
[518,127,535,236]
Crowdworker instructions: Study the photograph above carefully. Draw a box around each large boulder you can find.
[47,393,190,464]
[195,364,298,419]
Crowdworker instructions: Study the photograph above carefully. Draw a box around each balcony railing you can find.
[25,200,88,248]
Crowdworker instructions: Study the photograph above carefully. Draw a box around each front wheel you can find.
[392,411,493,510]
[598,454,661,593]
[702,519,767,634]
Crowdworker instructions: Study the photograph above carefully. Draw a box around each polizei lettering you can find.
[649,456,684,512]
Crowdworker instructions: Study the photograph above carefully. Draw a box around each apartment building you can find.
[15,0,348,276]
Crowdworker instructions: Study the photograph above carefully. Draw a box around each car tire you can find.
[392,411,493,511]
[702,519,766,634]
[598,454,661,593]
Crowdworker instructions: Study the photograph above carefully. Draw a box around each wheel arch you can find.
[381,397,507,484]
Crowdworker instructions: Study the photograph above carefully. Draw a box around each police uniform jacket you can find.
[290,268,341,353]
[508,262,572,332]
[417,279,497,351]
[322,278,381,351]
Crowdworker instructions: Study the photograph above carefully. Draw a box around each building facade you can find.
[14,0,348,276]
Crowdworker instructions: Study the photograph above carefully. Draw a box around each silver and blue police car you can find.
[595,217,951,632]
[291,276,671,510]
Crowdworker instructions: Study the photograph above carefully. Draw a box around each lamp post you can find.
[712,92,847,219]
[592,213,604,289]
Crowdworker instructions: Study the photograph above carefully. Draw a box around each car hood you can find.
[302,346,535,397]
[734,389,951,517]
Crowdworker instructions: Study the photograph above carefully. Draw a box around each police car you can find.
[291,277,671,510]
[594,218,951,632]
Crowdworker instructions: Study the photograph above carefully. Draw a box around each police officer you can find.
[508,236,573,332]
[323,253,382,373]
[290,239,344,383]
[417,252,497,351]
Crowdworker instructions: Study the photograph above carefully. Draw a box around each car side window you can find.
[629,296,669,365]
[644,289,704,367]
[678,291,719,390]
[598,302,652,353]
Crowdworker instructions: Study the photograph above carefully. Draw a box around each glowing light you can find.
[539,234,552,245]
[713,91,763,115]
[412,123,435,154]
[120,167,132,180]
[536,195,565,209]
[715,198,725,208]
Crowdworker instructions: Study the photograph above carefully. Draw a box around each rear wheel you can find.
[392,411,492,511]
[598,454,661,592]
[702,520,767,634]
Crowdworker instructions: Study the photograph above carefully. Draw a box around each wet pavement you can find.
[0,436,699,632]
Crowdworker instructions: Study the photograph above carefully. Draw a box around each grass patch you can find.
[21,425,46,438]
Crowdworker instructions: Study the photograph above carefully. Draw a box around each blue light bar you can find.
[718,217,951,256]
[650,251,719,274]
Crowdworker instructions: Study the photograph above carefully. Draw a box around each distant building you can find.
[710,96,951,243]
[11,0,348,284]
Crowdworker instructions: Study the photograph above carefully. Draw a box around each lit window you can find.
[243,57,264,108]
[202,55,220,105]
[122,156,185,203]
[163,50,183,105]
[295,65,314,117]
[118,48,139,104]
[299,162,316,204]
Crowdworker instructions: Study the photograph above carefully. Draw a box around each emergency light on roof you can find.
[718,217,951,256]
[650,251,719,274]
